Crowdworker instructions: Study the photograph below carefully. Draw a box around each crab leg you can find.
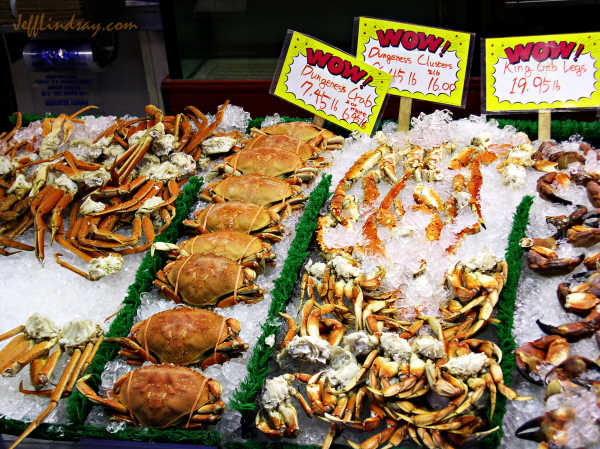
[29,347,62,389]
[8,348,83,449]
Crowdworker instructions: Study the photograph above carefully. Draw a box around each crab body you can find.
[254,121,344,152]
[154,254,264,307]
[209,147,317,183]
[200,174,306,211]
[183,201,283,241]
[109,307,248,368]
[77,364,224,428]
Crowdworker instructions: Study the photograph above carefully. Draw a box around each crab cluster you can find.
[0,103,234,281]
[257,248,529,449]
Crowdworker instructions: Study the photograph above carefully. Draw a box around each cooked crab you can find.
[183,200,283,242]
[153,231,276,272]
[77,364,225,428]
[199,174,307,213]
[520,237,584,276]
[208,147,320,183]
[154,253,264,307]
[107,307,248,368]
[515,335,570,385]
[252,121,344,152]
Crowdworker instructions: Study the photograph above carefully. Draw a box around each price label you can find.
[354,17,474,107]
[484,32,600,112]
[271,30,392,135]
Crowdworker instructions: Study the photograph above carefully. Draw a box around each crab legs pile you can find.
[0,314,103,448]
[0,103,231,280]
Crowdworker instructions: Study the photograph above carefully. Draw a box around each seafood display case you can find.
[4,1,600,449]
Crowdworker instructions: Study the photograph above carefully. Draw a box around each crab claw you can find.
[536,319,596,342]
[547,355,600,390]
[514,414,547,443]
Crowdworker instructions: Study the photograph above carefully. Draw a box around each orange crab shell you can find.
[224,147,303,178]
[208,174,302,207]
[258,121,339,146]
[178,231,270,264]
[109,364,222,428]
[129,307,246,365]
[243,134,318,161]
[159,254,261,306]
[185,201,277,234]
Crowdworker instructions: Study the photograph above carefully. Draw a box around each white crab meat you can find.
[464,248,498,272]
[305,259,326,279]
[152,134,176,156]
[7,174,32,197]
[394,225,416,237]
[54,174,78,195]
[60,320,101,348]
[170,152,196,176]
[414,184,443,211]
[329,255,360,280]
[262,375,293,410]
[453,191,471,211]
[202,136,237,155]
[341,195,359,223]
[80,197,106,215]
[39,134,60,159]
[81,168,111,188]
[128,130,146,147]
[411,335,445,360]
[88,254,124,280]
[501,163,527,187]
[276,335,331,366]
[342,331,378,357]
[0,156,14,177]
[102,144,125,159]
[138,196,163,214]
[94,136,112,149]
[380,332,412,361]
[326,347,361,389]
[442,352,488,378]
[25,314,60,340]
[471,133,491,149]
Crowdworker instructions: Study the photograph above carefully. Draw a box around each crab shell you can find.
[183,201,281,236]
[257,121,342,152]
[127,307,248,366]
[222,147,303,178]
[177,231,275,271]
[203,174,305,208]
[155,253,263,307]
[243,134,318,161]
[108,364,223,428]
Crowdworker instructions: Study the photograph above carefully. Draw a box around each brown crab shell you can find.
[244,134,317,161]
[178,231,265,262]
[110,364,220,428]
[189,201,273,233]
[163,254,251,306]
[129,307,242,365]
[211,174,295,206]
[225,147,302,178]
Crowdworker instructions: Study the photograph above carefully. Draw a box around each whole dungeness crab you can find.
[183,200,284,242]
[154,254,264,307]
[199,174,307,213]
[107,307,248,368]
[77,364,224,428]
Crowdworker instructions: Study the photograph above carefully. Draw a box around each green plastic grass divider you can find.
[482,195,534,449]
[496,118,600,143]
[0,176,220,445]
[230,174,332,412]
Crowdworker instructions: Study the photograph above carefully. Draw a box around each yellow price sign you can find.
[354,17,474,107]
[484,32,600,112]
[271,30,392,135]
